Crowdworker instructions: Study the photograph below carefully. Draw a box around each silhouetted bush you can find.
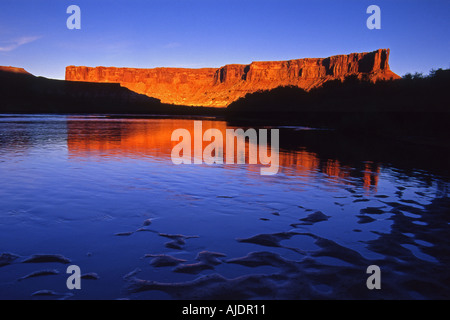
[226,69,450,146]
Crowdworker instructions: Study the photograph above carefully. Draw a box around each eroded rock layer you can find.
[66,49,399,107]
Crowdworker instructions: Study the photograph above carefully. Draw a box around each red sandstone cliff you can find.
[66,49,400,107]
[0,66,32,75]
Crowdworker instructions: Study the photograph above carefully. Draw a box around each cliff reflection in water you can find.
[2,115,449,299]
[66,118,380,190]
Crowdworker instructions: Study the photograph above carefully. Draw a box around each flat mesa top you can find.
[66,49,390,71]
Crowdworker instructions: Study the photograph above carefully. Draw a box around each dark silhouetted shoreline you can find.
[1,67,449,148]
[226,69,450,148]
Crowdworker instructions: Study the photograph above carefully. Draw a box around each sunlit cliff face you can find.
[0,66,31,75]
[66,118,379,190]
[65,49,400,107]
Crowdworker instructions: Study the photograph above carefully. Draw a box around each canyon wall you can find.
[0,66,31,75]
[0,66,162,114]
[66,49,400,107]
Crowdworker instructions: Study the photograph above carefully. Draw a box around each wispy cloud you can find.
[0,36,41,52]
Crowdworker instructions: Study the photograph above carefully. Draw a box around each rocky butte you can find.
[0,66,31,75]
[66,49,400,108]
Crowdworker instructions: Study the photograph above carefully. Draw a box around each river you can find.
[0,115,448,299]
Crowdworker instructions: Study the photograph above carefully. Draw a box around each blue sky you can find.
[0,0,449,79]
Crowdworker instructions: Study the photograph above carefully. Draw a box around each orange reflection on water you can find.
[363,162,380,192]
[67,119,194,159]
[66,118,379,189]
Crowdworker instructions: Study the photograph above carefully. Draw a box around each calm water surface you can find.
[0,115,449,299]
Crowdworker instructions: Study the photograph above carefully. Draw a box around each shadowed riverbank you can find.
[1,67,449,149]
[226,69,450,148]
[0,68,224,117]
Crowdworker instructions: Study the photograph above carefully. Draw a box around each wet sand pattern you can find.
[123,198,450,299]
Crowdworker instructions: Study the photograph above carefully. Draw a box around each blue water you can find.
[0,115,449,299]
